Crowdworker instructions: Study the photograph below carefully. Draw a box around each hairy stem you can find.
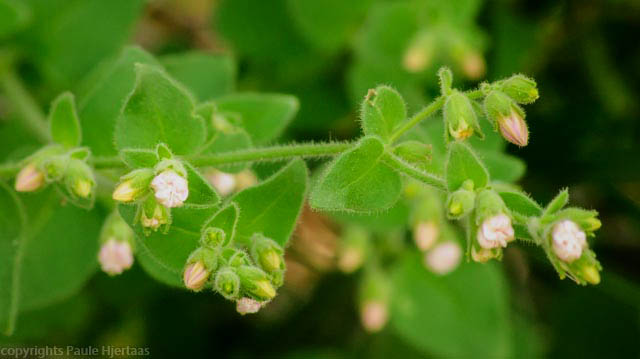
[388,97,445,143]
[382,152,447,191]
[0,70,50,143]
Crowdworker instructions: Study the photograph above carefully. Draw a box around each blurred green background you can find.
[1,0,639,358]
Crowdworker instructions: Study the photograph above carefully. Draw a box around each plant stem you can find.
[185,142,353,167]
[388,96,445,143]
[382,152,446,191]
[0,70,50,143]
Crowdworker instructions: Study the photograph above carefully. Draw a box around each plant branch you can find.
[0,70,50,143]
[382,152,447,191]
[389,96,445,143]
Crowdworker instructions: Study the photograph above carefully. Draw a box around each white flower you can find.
[207,170,236,196]
[424,241,462,275]
[236,297,263,315]
[151,170,188,208]
[360,301,388,333]
[98,238,134,276]
[413,221,439,251]
[552,220,587,263]
[476,214,514,249]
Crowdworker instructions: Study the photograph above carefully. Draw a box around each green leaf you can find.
[391,253,511,358]
[543,188,569,217]
[215,93,299,144]
[203,203,239,246]
[230,159,308,247]
[115,64,206,155]
[77,46,160,156]
[119,148,158,169]
[48,92,81,148]
[0,182,25,335]
[360,85,407,141]
[119,204,218,288]
[310,137,402,213]
[498,190,542,217]
[445,141,489,191]
[479,150,526,183]
[0,0,29,39]
[161,52,235,101]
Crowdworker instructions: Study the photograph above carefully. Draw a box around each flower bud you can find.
[338,226,369,273]
[98,238,134,276]
[202,227,227,248]
[100,211,135,245]
[484,90,529,147]
[183,261,209,291]
[444,91,481,142]
[580,265,601,285]
[112,168,154,202]
[551,220,587,263]
[476,214,515,249]
[403,30,436,73]
[424,241,462,275]
[236,297,264,315]
[64,159,95,199]
[360,301,388,333]
[42,155,68,181]
[358,268,390,333]
[251,234,284,273]
[393,141,432,169]
[413,221,439,252]
[237,265,276,300]
[499,74,538,104]
[15,163,45,192]
[140,196,170,233]
[221,247,251,267]
[151,169,189,208]
[460,51,486,80]
[446,188,476,219]
[206,169,236,196]
[214,267,241,299]
[235,170,258,191]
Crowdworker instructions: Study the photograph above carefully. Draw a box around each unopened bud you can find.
[498,112,529,147]
[237,265,276,300]
[551,220,587,263]
[581,265,601,285]
[444,91,480,141]
[140,197,170,233]
[413,221,439,251]
[476,214,515,249]
[98,238,134,276]
[214,267,241,299]
[202,227,227,248]
[403,31,436,73]
[461,51,486,80]
[338,226,369,273]
[251,234,284,273]
[583,217,602,232]
[499,74,539,104]
[236,297,264,315]
[484,90,529,147]
[183,261,209,291]
[112,168,154,202]
[15,163,45,192]
[360,301,388,333]
[424,241,462,275]
[65,159,95,199]
[206,169,236,196]
[151,169,189,208]
[446,188,476,219]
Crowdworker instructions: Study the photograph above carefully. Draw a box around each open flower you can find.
[424,241,462,275]
[151,170,188,208]
[476,214,515,249]
[98,238,134,276]
[551,220,587,263]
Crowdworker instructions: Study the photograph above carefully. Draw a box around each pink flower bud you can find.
[236,297,263,315]
[476,214,515,249]
[360,300,388,333]
[15,163,45,192]
[413,221,439,251]
[151,170,189,208]
[98,238,134,276]
[551,220,587,263]
[498,112,529,147]
[337,247,364,273]
[206,169,236,196]
[183,261,209,291]
[424,241,462,275]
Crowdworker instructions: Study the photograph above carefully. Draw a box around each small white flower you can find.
[424,241,462,275]
[151,170,188,208]
[207,170,236,196]
[476,214,515,249]
[360,301,388,333]
[98,238,134,276]
[413,221,439,251]
[236,297,263,315]
[552,220,587,263]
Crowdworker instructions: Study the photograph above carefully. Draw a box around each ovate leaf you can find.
[391,253,512,358]
[310,137,402,213]
[498,190,542,217]
[445,141,489,191]
[48,92,81,148]
[215,93,298,144]
[0,183,25,335]
[479,150,526,183]
[119,148,158,169]
[115,64,206,155]
[231,159,308,246]
[360,85,407,142]
[78,46,160,156]
[161,52,235,101]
